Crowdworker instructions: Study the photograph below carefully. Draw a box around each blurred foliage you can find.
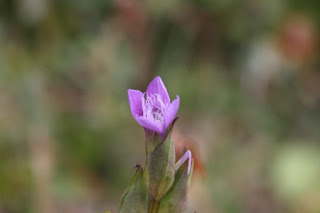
[0,0,320,212]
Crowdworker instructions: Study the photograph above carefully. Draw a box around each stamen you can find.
[141,93,169,124]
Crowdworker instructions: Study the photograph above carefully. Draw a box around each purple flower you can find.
[128,76,180,136]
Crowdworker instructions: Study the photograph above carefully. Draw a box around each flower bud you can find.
[158,150,194,213]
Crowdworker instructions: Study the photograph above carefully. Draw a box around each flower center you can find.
[141,93,168,123]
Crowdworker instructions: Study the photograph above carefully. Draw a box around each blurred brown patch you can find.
[279,15,318,65]
[115,0,148,43]
[173,129,205,177]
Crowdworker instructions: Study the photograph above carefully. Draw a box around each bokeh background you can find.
[1,0,320,212]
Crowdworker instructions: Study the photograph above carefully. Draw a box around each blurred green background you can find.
[1,0,320,212]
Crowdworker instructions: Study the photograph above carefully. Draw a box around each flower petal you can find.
[136,116,163,134]
[175,150,192,174]
[146,76,170,104]
[164,95,180,131]
[128,89,143,119]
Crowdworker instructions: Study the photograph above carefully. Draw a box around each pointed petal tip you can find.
[154,76,162,81]
[146,76,170,103]
[176,150,193,174]
[173,95,180,104]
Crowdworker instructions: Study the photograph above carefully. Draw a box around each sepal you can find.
[147,118,178,201]
[120,165,148,213]
[148,134,175,201]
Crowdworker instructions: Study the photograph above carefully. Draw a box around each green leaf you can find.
[120,165,148,213]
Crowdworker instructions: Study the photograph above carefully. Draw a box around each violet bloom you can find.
[128,76,180,136]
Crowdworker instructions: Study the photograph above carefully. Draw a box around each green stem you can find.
[149,198,160,213]
[144,142,149,185]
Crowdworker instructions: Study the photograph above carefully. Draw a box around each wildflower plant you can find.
[120,77,194,213]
